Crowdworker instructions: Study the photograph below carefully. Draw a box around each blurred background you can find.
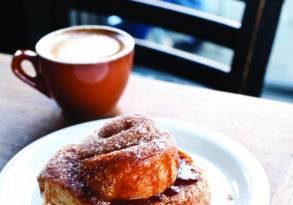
[1,0,292,103]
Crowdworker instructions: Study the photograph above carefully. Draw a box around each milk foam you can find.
[39,30,125,64]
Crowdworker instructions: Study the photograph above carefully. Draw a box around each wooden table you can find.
[1,53,293,204]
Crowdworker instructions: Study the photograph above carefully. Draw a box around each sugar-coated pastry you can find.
[38,114,210,205]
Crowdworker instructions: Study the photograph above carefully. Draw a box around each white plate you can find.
[0,118,270,205]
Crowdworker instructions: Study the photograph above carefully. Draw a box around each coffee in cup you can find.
[40,28,128,64]
[11,25,135,119]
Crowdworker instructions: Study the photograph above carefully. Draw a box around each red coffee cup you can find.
[11,25,134,119]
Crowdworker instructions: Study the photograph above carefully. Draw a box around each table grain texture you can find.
[1,53,293,204]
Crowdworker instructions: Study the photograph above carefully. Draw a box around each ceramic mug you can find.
[11,25,134,119]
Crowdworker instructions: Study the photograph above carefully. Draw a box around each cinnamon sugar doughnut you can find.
[38,114,180,201]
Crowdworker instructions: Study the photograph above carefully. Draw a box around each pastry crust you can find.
[38,114,210,205]
[81,114,179,200]
[40,153,210,205]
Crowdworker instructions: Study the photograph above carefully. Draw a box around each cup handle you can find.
[11,49,50,97]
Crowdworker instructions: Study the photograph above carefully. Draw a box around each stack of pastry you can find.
[38,114,210,205]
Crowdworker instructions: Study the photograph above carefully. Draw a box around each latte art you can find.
[52,34,121,63]
[39,29,128,64]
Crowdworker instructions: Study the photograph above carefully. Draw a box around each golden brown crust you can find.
[81,114,179,200]
[84,142,179,200]
[41,156,210,205]
[38,114,180,201]
[38,114,210,205]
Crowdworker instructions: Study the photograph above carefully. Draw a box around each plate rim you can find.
[0,117,270,205]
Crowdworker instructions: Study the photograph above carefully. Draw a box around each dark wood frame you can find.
[69,0,284,96]
[2,0,284,96]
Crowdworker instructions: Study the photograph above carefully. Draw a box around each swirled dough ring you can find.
[80,114,179,200]
[38,114,179,201]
